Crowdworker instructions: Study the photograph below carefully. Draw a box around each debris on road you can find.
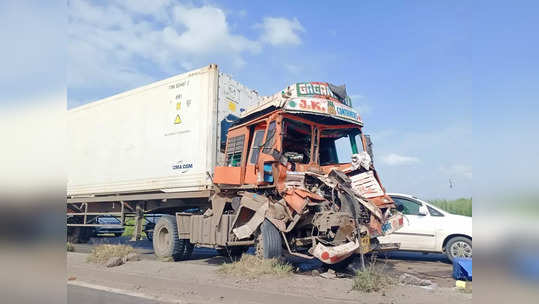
[398,273,434,288]
[452,257,472,281]
[320,269,337,279]
[87,244,136,266]
[455,280,472,290]
[122,253,140,264]
[105,257,124,268]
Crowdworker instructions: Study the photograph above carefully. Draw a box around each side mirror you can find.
[418,205,428,216]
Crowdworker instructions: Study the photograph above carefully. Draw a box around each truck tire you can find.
[153,215,193,261]
[445,236,472,262]
[255,219,282,259]
[69,227,93,243]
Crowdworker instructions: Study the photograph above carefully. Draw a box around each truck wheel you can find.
[445,236,472,262]
[255,219,282,259]
[153,215,193,261]
[67,227,93,243]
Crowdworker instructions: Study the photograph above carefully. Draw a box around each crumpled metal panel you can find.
[349,170,384,198]
[312,240,359,264]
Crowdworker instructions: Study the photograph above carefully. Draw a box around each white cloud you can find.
[68,0,261,102]
[380,153,420,166]
[257,17,305,46]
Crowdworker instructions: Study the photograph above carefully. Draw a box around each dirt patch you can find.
[218,254,293,278]
[87,244,136,265]
[68,252,472,304]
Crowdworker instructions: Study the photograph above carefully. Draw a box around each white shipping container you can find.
[68,65,260,196]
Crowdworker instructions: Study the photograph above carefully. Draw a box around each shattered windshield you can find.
[320,128,363,165]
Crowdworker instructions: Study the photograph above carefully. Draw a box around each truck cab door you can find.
[213,128,249,185]
[244,124,266,185]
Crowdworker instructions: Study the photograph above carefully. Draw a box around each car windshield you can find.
[319,128,362,165]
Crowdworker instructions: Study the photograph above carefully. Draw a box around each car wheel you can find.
[445,236,472,261]
[152,215,193,261]
[255,219,282,259]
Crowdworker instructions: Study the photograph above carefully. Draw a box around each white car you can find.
[378,193,472,261]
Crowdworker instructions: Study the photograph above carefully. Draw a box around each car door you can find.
[381,197,438,251]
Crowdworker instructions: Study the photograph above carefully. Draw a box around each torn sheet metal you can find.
[381,213,404,236]
[284,171,305,188]
[239,192,267,211]
[349,170,384,198]
[283,188,324,214]
[312,240,359,264]
[232,202,268,239]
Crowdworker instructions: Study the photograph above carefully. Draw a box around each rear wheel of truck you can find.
[67,217,94,243]
[153,215,193,261]
[67,227,92,243]
[255,219,283,259]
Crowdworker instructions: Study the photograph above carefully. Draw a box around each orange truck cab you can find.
[212,82,403,264]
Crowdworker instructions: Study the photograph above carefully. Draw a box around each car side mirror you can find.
[418,205,428,216]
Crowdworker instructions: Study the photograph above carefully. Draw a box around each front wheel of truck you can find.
[255,219,283,259]
[153,215,193,261]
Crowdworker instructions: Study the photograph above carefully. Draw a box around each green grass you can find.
[429,198,472,216]
[352,262,394,293]
[121,218,148,238]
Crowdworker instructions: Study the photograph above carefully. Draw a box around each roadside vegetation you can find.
[87,244,136,264]
[121,218,148,238]
[430,198,472,216]
[66,242,74,252]
[218,254,293,278]
[352,261,394,293]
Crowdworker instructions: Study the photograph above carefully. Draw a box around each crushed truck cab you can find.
[211,82,403,264]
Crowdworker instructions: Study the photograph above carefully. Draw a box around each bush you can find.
[87,244,135,264]
[352,259,394,293]
[66,242,74,252]
[218,254,293,278]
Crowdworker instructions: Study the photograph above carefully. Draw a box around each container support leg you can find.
[131,202,144,241]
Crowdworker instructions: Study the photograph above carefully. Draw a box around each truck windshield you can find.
[320,128,363,165]
[282,119,312,164]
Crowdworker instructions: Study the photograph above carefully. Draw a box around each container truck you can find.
[67,64,403,265]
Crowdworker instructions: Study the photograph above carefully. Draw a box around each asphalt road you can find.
[68,285,160,304]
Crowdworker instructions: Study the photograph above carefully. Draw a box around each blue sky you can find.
[65,0,539,200]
